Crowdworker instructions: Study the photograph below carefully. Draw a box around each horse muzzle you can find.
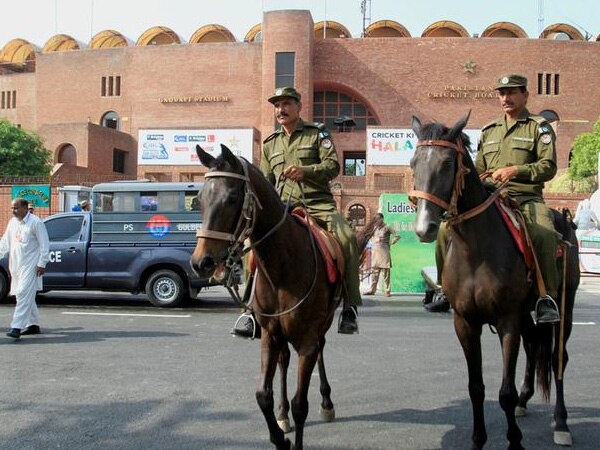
[191,255,218,278]
[414,209,441,243]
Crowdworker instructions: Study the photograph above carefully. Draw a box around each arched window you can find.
[347,204,367,227]
[313,90,378,131]
[101,111,120,129]
[57,144,77,165]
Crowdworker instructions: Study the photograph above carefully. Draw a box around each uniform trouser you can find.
[520,199,559,298]
[434,200,558,298]
[369,267,391,294]
[11,285,40,330]
[311,209,362,307]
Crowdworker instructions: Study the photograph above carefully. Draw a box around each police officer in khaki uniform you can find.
[429,74,560,323]
[233,87,361,336]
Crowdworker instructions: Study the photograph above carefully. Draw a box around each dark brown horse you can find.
[409,114,579,450]
[191,144,370,450]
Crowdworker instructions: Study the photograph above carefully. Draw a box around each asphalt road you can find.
[1,277,599,450]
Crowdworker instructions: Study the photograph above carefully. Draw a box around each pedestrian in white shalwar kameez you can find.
[0,198,50,339]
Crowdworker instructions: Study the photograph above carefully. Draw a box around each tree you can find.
[0,119,52,177]
[569,117,600,181]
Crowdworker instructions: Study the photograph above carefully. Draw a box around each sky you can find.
[1,0,599,49]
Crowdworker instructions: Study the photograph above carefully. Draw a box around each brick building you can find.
[1,10,599,223]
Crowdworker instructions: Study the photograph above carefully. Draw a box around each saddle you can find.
[495,194,563,273]
[291,208,345,284]
[245,208,345,285]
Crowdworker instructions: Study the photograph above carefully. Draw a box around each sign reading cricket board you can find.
[138,129,254,165]
[379,193,435,293]
[11,185,51,207]
[367,128,481,166]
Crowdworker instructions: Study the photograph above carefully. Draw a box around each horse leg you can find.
[317,336,335,422]
[256,335,291,450]
[516,327,537,417]
[498,328,524,450]
[553,320,573,446]
[277,343,291,433]
[291,351,319,450]
[454,315,487,450]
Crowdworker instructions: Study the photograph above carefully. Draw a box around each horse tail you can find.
[356,216,379,264]
[534,322,553,401]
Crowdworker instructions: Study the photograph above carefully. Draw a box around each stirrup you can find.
[531,295,560,325]
[337,306,359,334]
[231,312,259,339]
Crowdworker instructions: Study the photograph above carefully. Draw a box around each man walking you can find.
[1,198,50,338]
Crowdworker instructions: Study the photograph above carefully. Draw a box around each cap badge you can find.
[501,77,509,85]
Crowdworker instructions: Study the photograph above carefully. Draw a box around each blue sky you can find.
[1,0,599,48]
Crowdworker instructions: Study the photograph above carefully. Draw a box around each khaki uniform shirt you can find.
[475,109,557,202]
[261,120,340,213]
[371,225,397,269]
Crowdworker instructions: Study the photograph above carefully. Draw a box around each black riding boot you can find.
[338,305,359,334]
[425,290,450,313]
[232,312,261,339]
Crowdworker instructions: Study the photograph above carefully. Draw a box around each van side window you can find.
[186,191,200,211]
[95,193,114,212]
[113,192,136,211]
[45,216,84,242]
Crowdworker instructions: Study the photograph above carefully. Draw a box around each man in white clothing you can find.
[0,198,50,339]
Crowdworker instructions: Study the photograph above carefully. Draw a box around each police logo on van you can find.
[146,215,171,238]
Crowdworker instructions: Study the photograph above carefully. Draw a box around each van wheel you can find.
[146,270,186,307]
[0,272,8,302]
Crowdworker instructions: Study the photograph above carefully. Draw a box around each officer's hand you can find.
[491,166,519,183]
[283,165,305,182]
[36,266,45,276]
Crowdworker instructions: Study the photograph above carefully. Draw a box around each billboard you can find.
[366,128,481,166]
[138,129,254,165]
[11,185,51,207]
[380,193,436,293]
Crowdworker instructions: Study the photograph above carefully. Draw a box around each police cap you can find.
[268,86,301,104]
[495,74,528,90]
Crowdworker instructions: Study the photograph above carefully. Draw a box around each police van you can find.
[0,181,213,307]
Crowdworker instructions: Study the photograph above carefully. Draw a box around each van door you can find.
[43,214,87,288]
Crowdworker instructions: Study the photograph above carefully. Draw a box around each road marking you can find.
[574,322,596,325]
[61,312,191,318]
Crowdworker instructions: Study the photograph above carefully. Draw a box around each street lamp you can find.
[334,116,356,133]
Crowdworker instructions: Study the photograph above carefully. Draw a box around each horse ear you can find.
[412,116,423,139]
[196,145,216,168]
[220,144,241,169]
[449,110,471,140]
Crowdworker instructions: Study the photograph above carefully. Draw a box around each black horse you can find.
[409,113,580,449]
[191,145,371,450]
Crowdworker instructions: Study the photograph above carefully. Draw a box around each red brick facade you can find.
[1,10,598,220]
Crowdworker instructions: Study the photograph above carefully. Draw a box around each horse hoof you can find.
[277,418,291,433]
[514,406,527,417]
[554,430,573,446]
[320,406,335,422]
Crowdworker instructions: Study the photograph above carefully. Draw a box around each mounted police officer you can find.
[232,86,361,337]
[428,74,560,324]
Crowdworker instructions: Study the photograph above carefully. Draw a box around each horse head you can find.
[410,112,471,242]
[191,144,248,281]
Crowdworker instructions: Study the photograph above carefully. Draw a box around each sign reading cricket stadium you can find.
[138,129,254,165]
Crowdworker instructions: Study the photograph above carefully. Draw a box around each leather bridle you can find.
[409,138,506,226]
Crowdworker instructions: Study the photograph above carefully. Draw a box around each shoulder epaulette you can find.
[303,121,325,130]
[481,119,499,131]
[530,115,549,125]
[263,131,279,144]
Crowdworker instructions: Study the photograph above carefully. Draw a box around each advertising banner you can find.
[379,193,436,293]
[366,127,481,166]
[11,185,51,207]
[138,129,254,165]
